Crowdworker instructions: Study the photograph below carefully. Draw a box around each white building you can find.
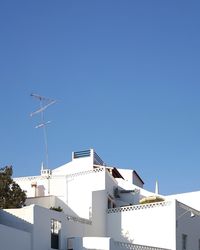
[1,149,200,250]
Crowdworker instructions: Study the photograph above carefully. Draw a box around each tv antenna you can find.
[30,93,56,169]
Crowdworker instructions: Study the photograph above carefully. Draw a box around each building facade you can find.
[1,149,200,250]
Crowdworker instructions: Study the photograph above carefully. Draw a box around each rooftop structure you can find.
[1,149,200,250]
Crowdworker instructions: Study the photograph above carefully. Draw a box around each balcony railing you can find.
[114,241,171,250]
[107,201,171,214]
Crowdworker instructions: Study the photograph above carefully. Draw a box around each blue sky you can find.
[0,1,200,195]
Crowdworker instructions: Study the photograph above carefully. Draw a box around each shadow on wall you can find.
[25,195,79,218]
[0,209,33,233]
[107,206,136,245]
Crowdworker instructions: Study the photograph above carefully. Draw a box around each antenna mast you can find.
[30,93,56,169]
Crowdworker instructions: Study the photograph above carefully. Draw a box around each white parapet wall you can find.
[83,237,112,250]
[107,201,176,250]
[68,237,113,250]
[166,191,200,211]
[16,167,107,219]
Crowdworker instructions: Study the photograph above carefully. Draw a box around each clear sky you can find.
[0,1,200,195]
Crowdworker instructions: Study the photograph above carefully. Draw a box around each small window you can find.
[182,234,187,250]
[51,219,61,249]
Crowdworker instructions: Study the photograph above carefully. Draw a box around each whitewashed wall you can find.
[0,224,31,250]
[20,205,92,250]
[33,205,96,249]
[3,204,93,250]
[167,191,200,211]
[105,170,118,197]
[16,168,106,218]
[14,150,95,199]
[90,190,107,237]
[117,169,133,184]
[116,178,157,205]
[70,237,113,250]
[1,207,33,231]
[14,176,49,197]
[56,168,106,219]
[25,195,78,217]
[107,201,176,250]
[26,195,54,208]
[52,153,94,176]
[32,205,67,250]
[117,169,144,188]
[176,202,200,250]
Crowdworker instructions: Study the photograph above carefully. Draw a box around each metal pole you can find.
[30,93,56,170]
[40,99,49,168]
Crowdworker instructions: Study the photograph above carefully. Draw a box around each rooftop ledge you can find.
[107,201,172,214]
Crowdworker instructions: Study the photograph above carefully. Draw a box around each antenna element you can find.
[30,93,56,169]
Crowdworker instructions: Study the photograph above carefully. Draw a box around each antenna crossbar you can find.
[30,93,56,169]
[30,100,56,117]
[31,93,55,102]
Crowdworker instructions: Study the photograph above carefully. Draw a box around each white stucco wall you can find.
[117,169,133,184]
[1,207,33,234]
[4,204,92,250]
[14,150,95,199]
[32,205,68,250]
[25,205,92,250]
[14,176,50,197]
[167,191,200,211]
[116,178,157,205]
[105,170,118,198]
[68,237,113,250]
[52,153,94,176]
[4,206,34,225]
[0,224,31,250]
[90,190,108,237]
[83,237,112,250]
[25,195,78,217]
[176,202,200,250]
[117,169,144,188]
[107,201,176,250]
[16,167,107,219]
[58,168,106,219]
[26,195,55,208]
[12,149,200,250]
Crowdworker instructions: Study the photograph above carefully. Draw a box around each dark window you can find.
[182,234,187,250]
[51,219,61,249]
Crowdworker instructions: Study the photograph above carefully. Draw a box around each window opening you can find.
[51,219,61,249]
[182,234,187,250]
